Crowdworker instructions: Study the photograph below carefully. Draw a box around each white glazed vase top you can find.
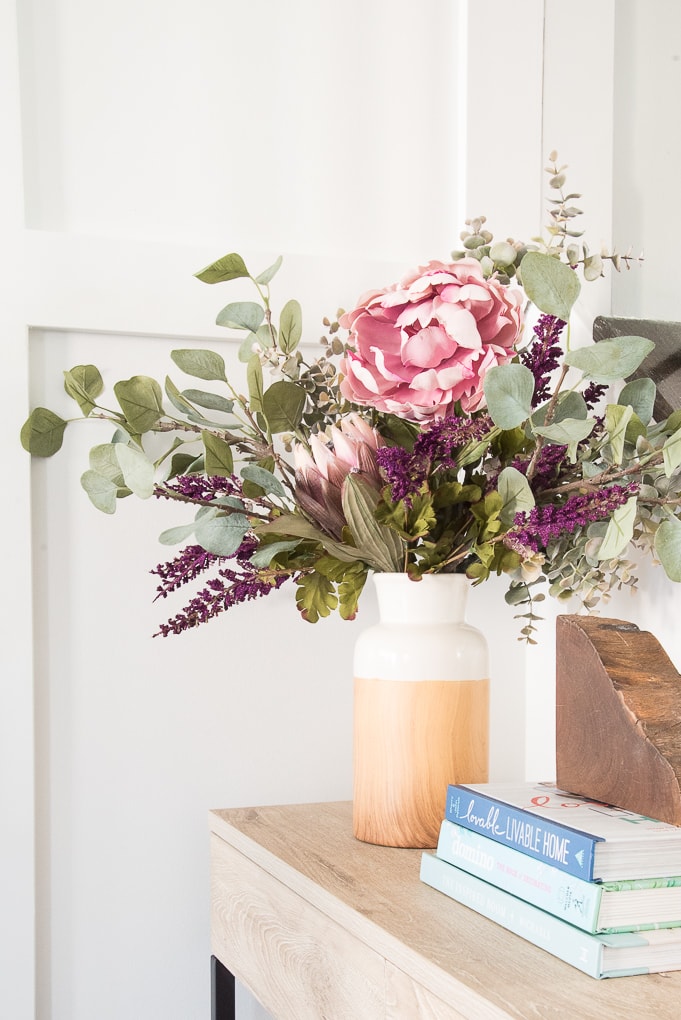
[353,573,490,849]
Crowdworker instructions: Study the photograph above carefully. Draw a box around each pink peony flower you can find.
[339,258,524,421]
[293,414,383,540]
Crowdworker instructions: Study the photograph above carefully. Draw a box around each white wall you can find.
[6,2,680,1019]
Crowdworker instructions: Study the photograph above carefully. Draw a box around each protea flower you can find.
[294,413,383,540]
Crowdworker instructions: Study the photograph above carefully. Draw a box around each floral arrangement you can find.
[21,155,681,641]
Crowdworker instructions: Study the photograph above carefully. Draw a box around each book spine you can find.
[420,853,608,978]
[446,785,597,880]
[436,820,603,932]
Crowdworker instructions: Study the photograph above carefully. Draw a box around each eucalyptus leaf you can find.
[215,301,265,332]
[80,469,119,513]
[261,380,306,433]
[246,355,264,414]
[63,364,104,416]
[114,376,164,432]
[20,407,68,457]
[533,417,595,461]
[250,538,300,568]
[194,252,249,284]
[618,377,656,424]
[564,335,655,383]
[171,349,228,382]
[279,299,303,354]
[254,255,283,286]
[520,251,580,319]
[167,451,200,480]
[89,443,126,486]
[165,376,200,417]
[655,517,681,581]
[195,512,251,556]
[114,444,156,498]
[483,364,535,429]
[597,496,637,560]
[240,464,287,498]
[158,521,197,545]
[182,389,234,414]
[497,467,535,525]
[604,404,634,466]
[663,425,681,478]
[202,431,234,477]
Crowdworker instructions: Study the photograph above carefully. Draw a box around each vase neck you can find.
[372,573,469,625]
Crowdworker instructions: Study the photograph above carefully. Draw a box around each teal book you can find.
[437,818,681,934]
[420,852,681,979]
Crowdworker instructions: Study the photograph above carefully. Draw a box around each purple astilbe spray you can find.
[521,314,565,406]
[152,544,220,599]
[376,415,493,504]
[153,535,290,636]
[582,380,608,409]
[154,474,243,504]
[507,482,639,553]
[512,443,568,491]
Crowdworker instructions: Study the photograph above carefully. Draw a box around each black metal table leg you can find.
[211,955,236,1020]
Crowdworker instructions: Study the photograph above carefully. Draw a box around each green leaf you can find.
[195,512,251,556]
[165,376,202,418]
[114,376,164,432]
[194,252,249,284]
[655,517,681,581]
[483,364,535,429]
[250,538,300,568]
[618,377,656,425]
[254,255,283,286]
[89,443,126,487]
[202,431,234,476]
[171,349,228,383]
[158,521,197,545]
[497,466,535,525]
[20,407,68,457]
[240,464,286,498]
[663,425,681,478]
[63,364,104,416]
[246,355,264,414]
[564,335,655,383]
[279,299,303,354]
[215,301,265,332]
[80,469,119,513]
[295,572,337,623]
[254,513,361,563]
[167,451,201,480]
[604,404,634,466]
[534,417,594,455]
[261,380,306,433]
[520,251,581,319]
[597,496,637,560]
[342,474,405,572]
[114,444,156,498]
[181,389,234,415]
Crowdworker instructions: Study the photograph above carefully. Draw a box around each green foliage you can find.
[18,155,681,641]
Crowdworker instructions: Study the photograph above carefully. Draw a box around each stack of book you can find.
[420,782,681,979]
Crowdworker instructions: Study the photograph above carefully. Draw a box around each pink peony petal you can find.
[401,325,452,369]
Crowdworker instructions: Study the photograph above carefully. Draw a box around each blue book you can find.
[420,852,681,979]
[445,782,681,881]
[437,818,681,933]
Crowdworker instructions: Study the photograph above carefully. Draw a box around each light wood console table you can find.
[209,801,680,1019]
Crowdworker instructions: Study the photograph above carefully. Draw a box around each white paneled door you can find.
[3,3,622,1018]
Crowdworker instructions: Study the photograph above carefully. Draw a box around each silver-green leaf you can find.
[564,335,655,383]
[497,466,535,526]
[195,512,251,557]
[520,251,580,320]
[597,496,637,560]
[240,464,287,498]
[483,364,535,429]
[171,349,228,383]
[80,470,119,514]
[215,301,265,332]
[114,444,156,498]
[655,517,681,581]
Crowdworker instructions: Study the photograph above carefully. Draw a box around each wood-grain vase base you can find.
[353,676,489,848]
[556,614,681,826]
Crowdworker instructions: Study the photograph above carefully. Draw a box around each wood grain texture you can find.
[353,677,489,848]
[210,801,681,1020]
[556,615,681,825]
